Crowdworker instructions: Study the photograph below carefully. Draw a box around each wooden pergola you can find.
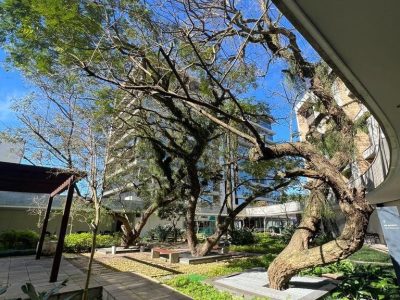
[0,161,86,282]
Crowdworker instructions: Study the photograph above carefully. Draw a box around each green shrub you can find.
[301,261,400,299]
[0,230,39,250]
[146,225,184,242]
[0,230,17,249]
[150,225,171,242]
[229,233,285,254]
[64,233,119,253]
[253,232,275,244]
[279,225,295,244]
[230,228,254,245]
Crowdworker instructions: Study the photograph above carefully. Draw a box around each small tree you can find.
[27,195,57,231]
[1,73,114,300]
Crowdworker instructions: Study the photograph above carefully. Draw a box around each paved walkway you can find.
[0,255,101,299]
[0,255,191,300]
[67,255,191,300]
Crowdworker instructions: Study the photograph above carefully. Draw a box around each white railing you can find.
[352,131,390,191]
[196,204,227,216]
[243,201,303,217]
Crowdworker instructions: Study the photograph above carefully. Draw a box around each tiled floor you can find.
[67,255,191,300]
[0,255,101,299]
[0,255,191,300]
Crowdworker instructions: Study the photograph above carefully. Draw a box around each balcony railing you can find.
[352,129,390,192]
[243,201,303,217]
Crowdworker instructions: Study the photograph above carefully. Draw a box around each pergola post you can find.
[50,179,75,282]
[36,195,54,260]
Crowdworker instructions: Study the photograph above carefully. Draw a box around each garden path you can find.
[0,255,191,300]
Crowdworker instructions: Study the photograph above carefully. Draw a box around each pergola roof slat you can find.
[0,161,84,194]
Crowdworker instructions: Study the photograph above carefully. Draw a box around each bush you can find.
[146,225,171,242]
[64,233,119,253]
[229,233,285,254]
[0,230,39,250]
[230,228,254,245]
[279,225,296,244]
[146,225,185,242]
[300,261,400,299]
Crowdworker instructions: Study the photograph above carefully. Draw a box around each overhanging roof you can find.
[0,161,84,194]
[273,0,400,203]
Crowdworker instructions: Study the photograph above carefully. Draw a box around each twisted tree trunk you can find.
[268,188,372,290]
[113,203,161,248]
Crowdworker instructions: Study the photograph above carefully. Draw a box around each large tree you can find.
[0,0,374,289]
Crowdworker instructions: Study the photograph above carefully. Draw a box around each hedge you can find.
[64,232,120,253]
[0,230,39,250]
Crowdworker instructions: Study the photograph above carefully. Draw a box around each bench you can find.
[151,248,180,263]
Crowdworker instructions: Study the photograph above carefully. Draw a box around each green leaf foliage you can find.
[21,279,68,300]
[64,232,120,253]
[0,230,39,250]
[0,0,104,74]
[301,261,400,300]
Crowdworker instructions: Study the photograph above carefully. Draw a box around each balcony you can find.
[352,135,390,193]
[243,201,303,217]
[196,204,227,216]
[363,144,377,161]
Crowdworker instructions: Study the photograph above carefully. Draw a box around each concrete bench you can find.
[151,248,180,263]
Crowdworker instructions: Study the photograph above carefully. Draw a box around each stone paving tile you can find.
[68,255,192,300]
[1,255,191,300]
[0,256,102,300]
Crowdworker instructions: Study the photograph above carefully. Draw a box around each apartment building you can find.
[295,78,389,242]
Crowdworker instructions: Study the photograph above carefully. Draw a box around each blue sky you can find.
[0,3,320,144]
[0,37,307,143]
[0,49,32,130]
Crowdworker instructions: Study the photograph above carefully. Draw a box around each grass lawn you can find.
[348,246,391,263]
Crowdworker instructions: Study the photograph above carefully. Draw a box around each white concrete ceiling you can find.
[273,0,400,204]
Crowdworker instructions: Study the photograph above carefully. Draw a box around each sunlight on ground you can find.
[82,252,264,279]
